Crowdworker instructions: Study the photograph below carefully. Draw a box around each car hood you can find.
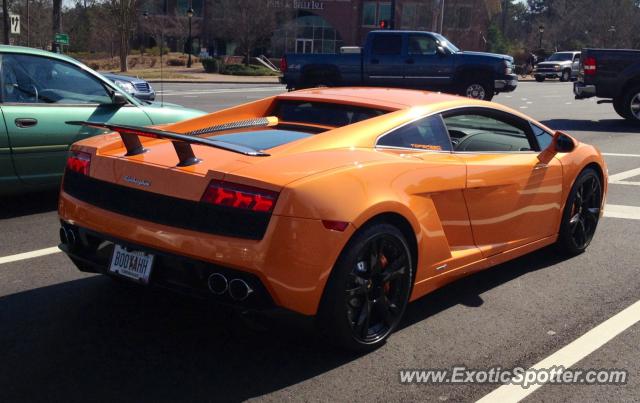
[457,51,514,63]
[139,103,206,125]
[102,72,147,84]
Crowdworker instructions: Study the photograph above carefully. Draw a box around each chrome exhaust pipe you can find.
[207,273,228,295]
[59,227,68,245]
[63,228,77,248]
[228,279,253,301]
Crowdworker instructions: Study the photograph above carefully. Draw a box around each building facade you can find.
[145,0,501,57]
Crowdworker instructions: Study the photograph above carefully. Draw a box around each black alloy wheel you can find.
[318,223,413,351]
[557,168,603,254]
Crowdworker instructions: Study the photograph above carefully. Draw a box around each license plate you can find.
[109,244,155,284]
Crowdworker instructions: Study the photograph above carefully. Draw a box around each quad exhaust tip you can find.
[228,279,253,301]
[60,227,77,248]
[207,273,228,295]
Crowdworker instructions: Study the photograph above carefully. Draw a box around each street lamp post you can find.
[538,25,545,50]
[187,7,194,68]
[608,25,616,48]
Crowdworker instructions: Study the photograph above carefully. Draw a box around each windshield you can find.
[547,53,574,62]
[433,33,460,53]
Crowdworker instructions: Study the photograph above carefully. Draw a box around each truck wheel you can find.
[620,85,640,123]
[560,69,571,82]
[460,79,494,101]
[613,97,631,120]
[535,75,545,82]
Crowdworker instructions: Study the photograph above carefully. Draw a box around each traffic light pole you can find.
[390,0,396,29]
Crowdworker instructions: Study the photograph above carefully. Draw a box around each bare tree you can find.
[219,0,278,65]
[3,0,10,44]
[107,0,138,71]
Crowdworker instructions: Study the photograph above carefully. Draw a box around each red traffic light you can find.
[379,19,388,29]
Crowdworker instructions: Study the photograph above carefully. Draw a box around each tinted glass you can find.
[532,124,553,150]
[1,54,111,104]
[274,101,387,127]
[371,35,402,56]
[210,129,312,150]
[378,115,452,151]
[408,35,437,55]
[444,113,533,152]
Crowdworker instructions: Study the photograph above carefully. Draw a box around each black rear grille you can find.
[134,82,151,92]
[63,171,271,240]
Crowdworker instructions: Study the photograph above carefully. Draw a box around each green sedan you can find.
[0,46,205,195]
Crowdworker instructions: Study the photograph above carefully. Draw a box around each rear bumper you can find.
[574,82,596,99]
[58,190,353,316]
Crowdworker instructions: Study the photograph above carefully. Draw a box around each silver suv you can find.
[534,51,581,82]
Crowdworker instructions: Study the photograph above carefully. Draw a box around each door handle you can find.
[405,59,415,64]
[15,118,38,128]
[371,59,379,64]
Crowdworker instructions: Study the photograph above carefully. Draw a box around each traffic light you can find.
[379,19,389,29]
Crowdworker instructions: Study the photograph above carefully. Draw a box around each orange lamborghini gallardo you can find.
[58,88,607,351]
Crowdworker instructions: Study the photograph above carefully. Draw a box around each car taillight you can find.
[584,56,597,75]
[201,180,279,213]
[280,57,287,72]
[66,150,91,175]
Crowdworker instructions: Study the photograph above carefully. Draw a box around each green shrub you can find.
[220,64,279,76]
[202,57,223,73]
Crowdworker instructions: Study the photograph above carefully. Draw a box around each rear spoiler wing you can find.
[67,117,278,166]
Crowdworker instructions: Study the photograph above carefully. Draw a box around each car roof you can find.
[276,87,474,111]
[0,45,82,64]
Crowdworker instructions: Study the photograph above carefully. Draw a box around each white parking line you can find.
[608,167,640,184]
[604,204,640,220]
[0,247,61,265]
[476,300,640,403]
[602,153,640,158]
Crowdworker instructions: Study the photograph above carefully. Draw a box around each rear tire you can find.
[556,168,603,255]
[613,97,631,120]
[317,222,413,352]
[619,85,640,123]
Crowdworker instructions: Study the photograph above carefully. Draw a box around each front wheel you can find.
[535,75,545,82]
[556,168,603,255]
[560,69,571,82]
[460,79,494,101]
[317,222,413,351]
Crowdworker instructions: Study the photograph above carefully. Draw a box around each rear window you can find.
[208,129,312,150]
[371,34,402,56]
[274,100,388,127]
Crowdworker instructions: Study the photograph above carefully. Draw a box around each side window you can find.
[1,54,111,104]
[377,115,452,151]
[408,35,437,56]
[573,53,581,62]
[443,112,534,152]
[531,123,553,150]
[371,35,402,56]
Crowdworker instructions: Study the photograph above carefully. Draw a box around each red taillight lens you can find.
[66,150,91,175]
[201,180,279,213]
[280,57,287,72]
[584,56,597,75]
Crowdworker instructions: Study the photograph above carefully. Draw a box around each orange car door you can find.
[442,108,564,257]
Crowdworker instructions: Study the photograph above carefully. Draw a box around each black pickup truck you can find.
[280,30,517,101]
[574,48,640,122]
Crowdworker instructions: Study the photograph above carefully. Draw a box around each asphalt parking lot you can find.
[1,81,639,402]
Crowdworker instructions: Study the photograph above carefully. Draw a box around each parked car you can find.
[534,51,581,82]
[59,87,606,351]
[0,45,206,195]
[102,72,156,101]
[280,30,517,101]
[574,48,640,122]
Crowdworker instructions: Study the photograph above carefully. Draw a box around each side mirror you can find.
[538,131,576,163]
[436,46,448,56]
[111,92,127,106]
